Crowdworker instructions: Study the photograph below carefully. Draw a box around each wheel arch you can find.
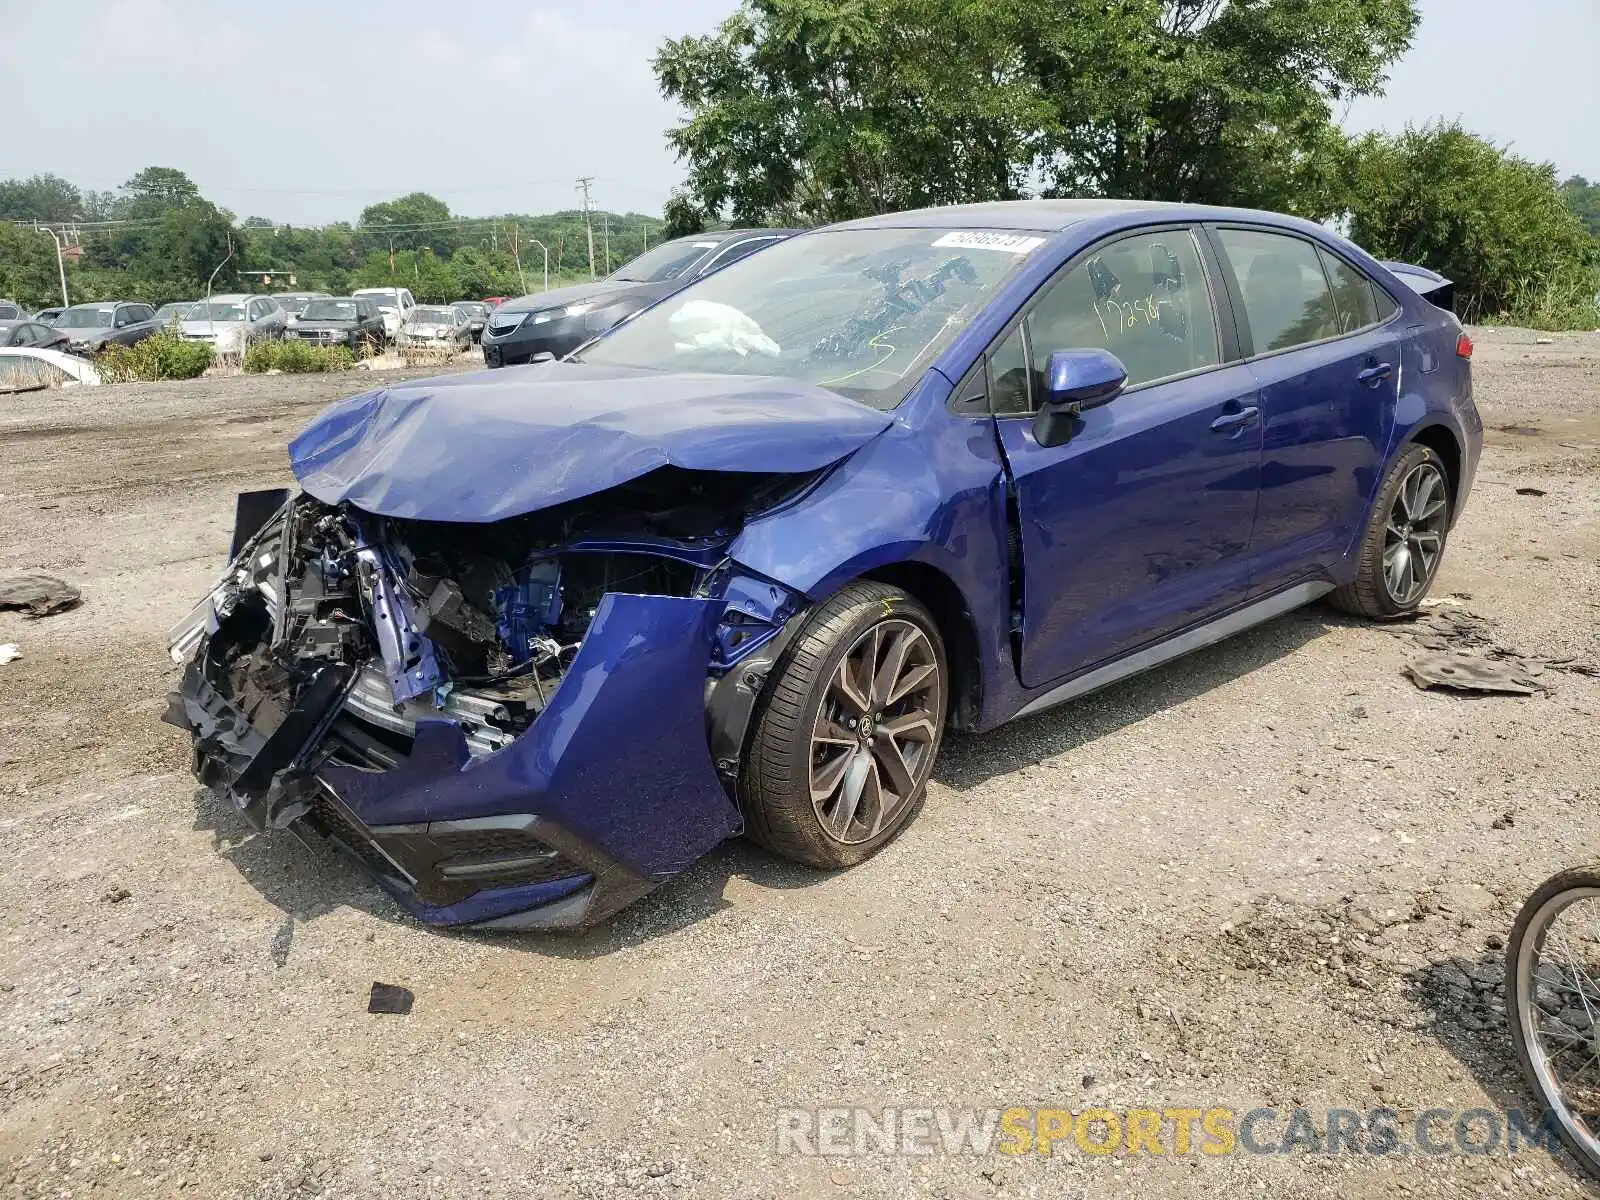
[1406,422,1463,519]
[854,559,984,731]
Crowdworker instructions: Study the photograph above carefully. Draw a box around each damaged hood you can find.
[287,361,894,522]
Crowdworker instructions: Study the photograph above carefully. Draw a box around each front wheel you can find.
[1505,868,1600,1179]
[740,582,946,869]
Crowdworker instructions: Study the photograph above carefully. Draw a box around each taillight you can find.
[1456,332,1474,359]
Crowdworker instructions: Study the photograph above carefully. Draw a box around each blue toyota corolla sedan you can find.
[166,199,1480,930]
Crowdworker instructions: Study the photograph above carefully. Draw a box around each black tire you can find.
[1330,442,1451,618]
[740,581,947,869]
[1505,868,1600,1179]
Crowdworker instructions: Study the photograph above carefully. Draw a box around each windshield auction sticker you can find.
[931,231,1047,255]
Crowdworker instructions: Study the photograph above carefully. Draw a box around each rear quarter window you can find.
[1317,249,1379,333]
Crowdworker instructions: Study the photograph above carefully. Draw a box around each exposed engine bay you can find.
[173,467,809,778]
[164,468,811,926]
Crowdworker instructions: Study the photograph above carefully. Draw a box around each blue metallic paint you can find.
[997,362,1264,686]
[287,361,892,522]
[319,593,742,885]
[728,201,1479,736]
[1043,348,1128,410]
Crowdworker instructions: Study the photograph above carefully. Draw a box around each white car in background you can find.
[398,304,471,352]
[180,295,287,354]
[352,287,416,341]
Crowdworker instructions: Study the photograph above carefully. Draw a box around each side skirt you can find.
[1011,580,1333,721]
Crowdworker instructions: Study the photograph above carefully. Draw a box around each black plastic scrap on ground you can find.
[368,982,414,1015]
[0,574,81,617]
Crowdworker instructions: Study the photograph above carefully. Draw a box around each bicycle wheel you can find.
[1506,867,1600,1178]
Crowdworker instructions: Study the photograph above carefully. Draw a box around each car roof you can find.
[824,198,1329,236]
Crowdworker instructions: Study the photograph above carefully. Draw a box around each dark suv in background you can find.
[479,229,796,367]
[53,302,165,357]
[288,296,388,351]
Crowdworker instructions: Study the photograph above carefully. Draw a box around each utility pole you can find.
[576,176,596,280]
[33,223,70,308]
[601,211,611,275]
[511,225,528,295]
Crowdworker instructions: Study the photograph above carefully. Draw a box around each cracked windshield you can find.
[580,228,1044,406]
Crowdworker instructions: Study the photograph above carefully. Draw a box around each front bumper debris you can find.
[165,493,752,929]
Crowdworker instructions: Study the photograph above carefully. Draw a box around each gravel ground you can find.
[1,329,1597,1199]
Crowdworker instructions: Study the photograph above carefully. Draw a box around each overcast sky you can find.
[2,0,1594,227]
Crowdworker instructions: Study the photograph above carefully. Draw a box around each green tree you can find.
[359,192,459,255]
[655,0,1417,226]
[0,174,84,223]
[0,221,67,309]
[1343,122,1597,323]
[1560,176,1600,240]
[661,192,709,238]
[121,166,202,218]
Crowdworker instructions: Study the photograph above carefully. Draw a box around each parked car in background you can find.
[0,319,70,351]
[352,287,416,341]
[54,301,164,357]
[0,301,23,320]
[274,292,330,327]
[180,294,287,354]
[154,301,196,326]
[288,296,387,352]
[398,305,471,352]
[0,346,102,389]
[482,296,508,309]
[34,307,65,325]
[451,300,489,342]
[479,229,796,367]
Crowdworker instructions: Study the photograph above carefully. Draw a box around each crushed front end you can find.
[164,473,807,930]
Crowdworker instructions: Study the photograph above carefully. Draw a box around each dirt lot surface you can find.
[2,330,1598,1198]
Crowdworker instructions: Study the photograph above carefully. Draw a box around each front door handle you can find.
[1357,362,1394,387]
[1210,405,1260,433]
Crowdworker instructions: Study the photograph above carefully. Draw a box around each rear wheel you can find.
[741,582,946,869]
[1331,443,1451,618]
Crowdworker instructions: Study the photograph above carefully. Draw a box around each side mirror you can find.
[1033,348,1127,448]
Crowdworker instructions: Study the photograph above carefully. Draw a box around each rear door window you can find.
[1024,228,1221,395]
[1214,228,1339,354]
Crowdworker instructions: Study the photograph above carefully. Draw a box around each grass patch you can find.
[243,340,357,374]
[1487,266,1600,331]
[97,330,214,383]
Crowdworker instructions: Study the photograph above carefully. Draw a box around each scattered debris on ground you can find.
[368,983,415,1016]
[1405,651,1540,695]
[0,574,81,617]
[0,643,18,664]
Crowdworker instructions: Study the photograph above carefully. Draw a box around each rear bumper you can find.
[166,514,742,930]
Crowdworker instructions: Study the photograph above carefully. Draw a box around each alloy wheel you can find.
[1383,462,1448,605]
[808,619,942,845]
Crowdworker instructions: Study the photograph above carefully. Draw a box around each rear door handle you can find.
[1357,362,1394,387]
[1210,405,1259,433]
